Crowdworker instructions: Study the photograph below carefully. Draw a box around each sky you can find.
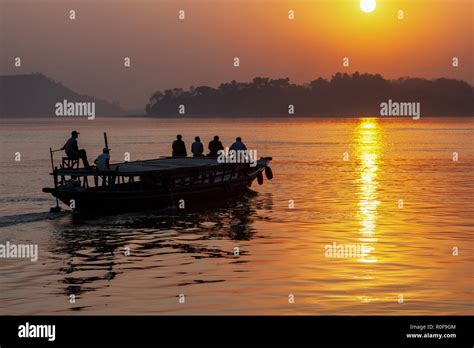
[1,0,472,109]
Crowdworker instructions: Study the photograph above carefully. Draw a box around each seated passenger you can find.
[229,137,247,152]
[61,130,91,169]
[94,148,111,171]
[172,134,187,157]
[208,135,224,157]
[191,136,204,157]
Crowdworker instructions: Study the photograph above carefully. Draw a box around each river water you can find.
[0,117,472,314]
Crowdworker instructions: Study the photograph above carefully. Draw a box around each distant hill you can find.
[0,73,126,117]
[146,72,474,117]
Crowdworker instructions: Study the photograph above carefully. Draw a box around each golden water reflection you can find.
[355,118,382,263]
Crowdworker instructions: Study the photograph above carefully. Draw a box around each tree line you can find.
[146,72,473,116]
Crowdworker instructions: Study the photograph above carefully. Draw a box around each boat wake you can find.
[0,211,67,228]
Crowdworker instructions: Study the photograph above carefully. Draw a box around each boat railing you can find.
[51,164,248,192]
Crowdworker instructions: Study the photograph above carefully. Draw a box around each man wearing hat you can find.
[60,130,91,169]
[94,147,111,171]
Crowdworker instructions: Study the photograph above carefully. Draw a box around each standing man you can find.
[191,136,204,157]
[208,135,224,157]
[61,130,91,169]
[172,134,187,157]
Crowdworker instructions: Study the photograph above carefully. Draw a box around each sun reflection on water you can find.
[355,118,382,263]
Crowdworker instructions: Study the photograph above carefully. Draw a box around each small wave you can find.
[0,196,51,203]
[0,211,66,228]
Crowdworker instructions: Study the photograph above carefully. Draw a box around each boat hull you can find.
[46,178,253,214]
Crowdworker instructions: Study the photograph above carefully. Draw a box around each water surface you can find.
[0,117,472,314]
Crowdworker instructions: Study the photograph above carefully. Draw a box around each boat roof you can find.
[111,157,223,173]
[54,156,271,175]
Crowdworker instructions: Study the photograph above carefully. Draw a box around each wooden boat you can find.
[43,155,273,214]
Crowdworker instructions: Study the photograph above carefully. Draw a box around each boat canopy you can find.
[53,157,271,176]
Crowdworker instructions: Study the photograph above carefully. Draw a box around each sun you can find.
[360,0,376,13]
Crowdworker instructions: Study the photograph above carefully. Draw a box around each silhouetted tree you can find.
[146,72,474,117]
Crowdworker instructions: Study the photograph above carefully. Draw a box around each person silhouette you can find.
[208,135,224,157]
[229,137,247,152]
[191,136,204,157]
[60,130,91,169]
[172,134,187,157]
[94,147,111,171]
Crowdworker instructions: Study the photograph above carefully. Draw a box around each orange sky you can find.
[1,0,472,108]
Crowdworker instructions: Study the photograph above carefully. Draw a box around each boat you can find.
[42,153,273,214]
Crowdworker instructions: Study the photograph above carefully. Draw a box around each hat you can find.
[103,147,110,153]
[71,130,80,136]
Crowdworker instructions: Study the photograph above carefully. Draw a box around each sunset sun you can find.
[360,0,376,13]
